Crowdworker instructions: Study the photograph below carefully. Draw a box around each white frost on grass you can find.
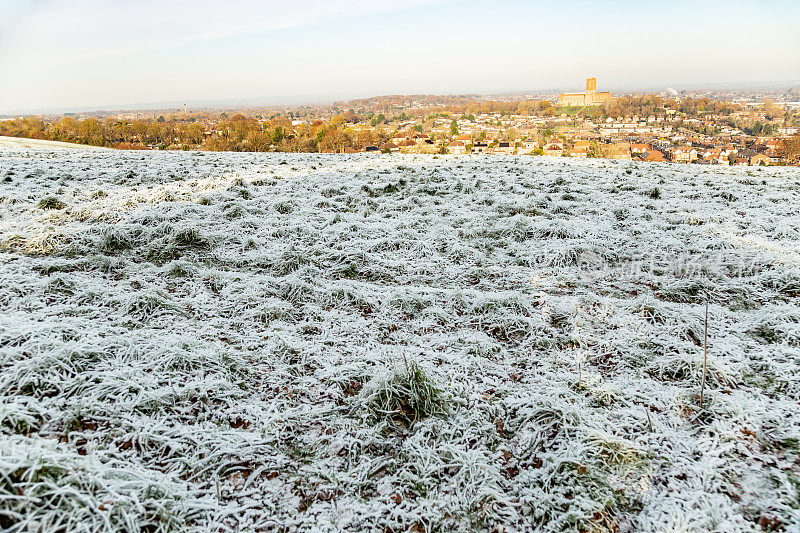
[1,148,799,531]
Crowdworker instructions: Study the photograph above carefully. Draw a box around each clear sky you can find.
[1,0,798,112]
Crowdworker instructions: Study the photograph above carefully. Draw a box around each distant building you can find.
[495,141,514,155]
[472,142,489,154]
[667,146,698,163]
[447,141,468,154]
[558,78,613,107]
[750,153,770,166]
[643,150,665,163]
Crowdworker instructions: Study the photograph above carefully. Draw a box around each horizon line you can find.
[2,79,799,117]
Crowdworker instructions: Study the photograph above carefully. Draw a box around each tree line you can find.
[0,114,395,152]
[1,96,797,154]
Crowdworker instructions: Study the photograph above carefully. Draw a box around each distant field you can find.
[1,148,799,531]
[0,136,110,151]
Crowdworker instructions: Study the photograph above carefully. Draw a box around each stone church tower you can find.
[558,78,612,107]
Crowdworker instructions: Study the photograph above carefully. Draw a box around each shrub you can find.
[275,202,293,214]
[358,359,448,425]
[99,227,134,254]
[38,197,66,210]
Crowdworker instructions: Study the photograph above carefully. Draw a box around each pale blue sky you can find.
[0,0,798,112]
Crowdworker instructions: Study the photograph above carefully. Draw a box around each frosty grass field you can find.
[1,143,799,532]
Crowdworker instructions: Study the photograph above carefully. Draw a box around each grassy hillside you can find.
[1,149,799,531]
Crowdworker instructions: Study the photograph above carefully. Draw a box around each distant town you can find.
[2,78,799,166]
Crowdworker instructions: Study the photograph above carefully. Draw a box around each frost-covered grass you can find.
[1,148,799,532]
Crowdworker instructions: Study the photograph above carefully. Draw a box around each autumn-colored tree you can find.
[51,117,77,142]
[186,123,205,145]
[277,135,317,153]
[204,134,235,152]
[587,142,605,159]
[317,127,351,153]
[76,119,105,145]
[784,134,800,160]
[245,131,271,152]
[763,99,781,120]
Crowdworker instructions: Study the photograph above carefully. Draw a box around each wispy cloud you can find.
[1,0,798,113]
[1,0,448,66]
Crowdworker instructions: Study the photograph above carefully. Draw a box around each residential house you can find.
[495,141,514,155]
[472,142,490,154]
[447,141,468,155]
[543,142,564,157]
[765,148,783,165]
[643,150,665,163]
[608,142,632,160]
[398,139,418,153]
[521,139,539,153]
[667,146,697,163]
[572,140,590,158]
[698,148,722,165]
